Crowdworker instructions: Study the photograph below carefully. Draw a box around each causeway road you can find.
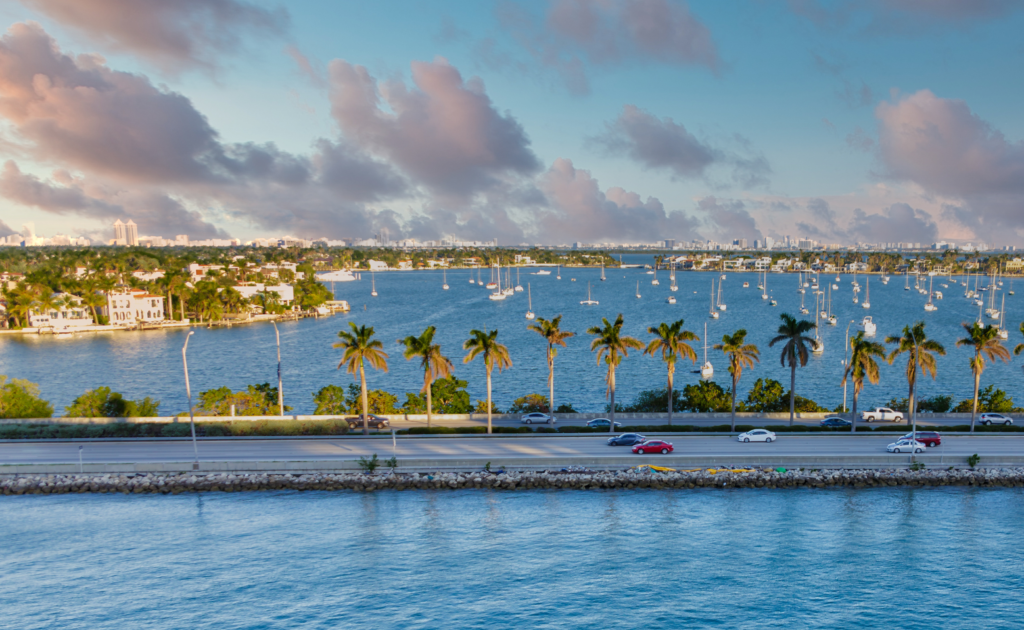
[1,435,1021,466]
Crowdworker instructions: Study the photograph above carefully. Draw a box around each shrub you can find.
[967,453,980,469]
[616,388,683,413]
[474,399,501,414]
[742,378,787,413]
[357,453,379,473]
[917,395,952,413]
[680,381,731,412]
[400,376,472,414]
[64,387,160,418]
[508,393,550,414]
[952,386,1015,413]
[554,403,578,413]
[195,383,290,416]
[0,376,53,419]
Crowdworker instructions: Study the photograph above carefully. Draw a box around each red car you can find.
[633,440,674,454]
[902,431,941,447]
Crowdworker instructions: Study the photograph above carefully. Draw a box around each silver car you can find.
[980,413,1014,426]
[887,439,924,454]
[520,412,555,424]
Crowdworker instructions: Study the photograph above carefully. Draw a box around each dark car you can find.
[820,417,852,428]
[902,431,941,447]
[633,440,674,454]
[607,433,646,446]
[346,414,390,430]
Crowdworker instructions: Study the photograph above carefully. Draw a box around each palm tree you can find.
[842,331,887,432]
[463,329,512,434]
[167,275,187,321]
[644,319,698,426]
[399,325,453,429]
[768,313,817,426]
[885,322,946,424]
[334,322,389,435]
[956,322,1010,432]
[79,280,106,324]
[714,329,760,432]
[1014,322,1024,356]
[527,315,575,417]
[587,314,643,432]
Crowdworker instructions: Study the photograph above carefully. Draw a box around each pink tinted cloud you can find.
[17,0,288,72]
[328,57,541,198]
[538,158,701,242]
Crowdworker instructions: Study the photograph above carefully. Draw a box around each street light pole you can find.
[182,330,199,470]
[273,321,283,416]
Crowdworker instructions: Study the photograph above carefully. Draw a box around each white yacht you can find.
[315,269,358,282]
[667,295,676,304]
[861,316,876,335]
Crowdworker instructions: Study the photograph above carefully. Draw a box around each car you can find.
[737,429,776,443]
[902,431,941,447]
[820,417,852,428]
[980,413,1014,426]
[633,440,674,454]
[587,418,623,429]
[346,414,390,430]
[520,412,555,424]
[862,407,904,422]
[887,438,925,454]
[607,433,646,446]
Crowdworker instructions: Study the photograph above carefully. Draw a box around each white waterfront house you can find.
[28,293,94,330]
[367,260,389,271]
[233,283,295,304]
[132,269,166,281]
[106,288,166,324]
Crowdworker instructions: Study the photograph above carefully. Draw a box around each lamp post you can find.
[182,330,199,470]
[273,321,284,416]
[843,320,855,415]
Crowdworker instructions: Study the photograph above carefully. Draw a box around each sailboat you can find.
[985,273,999,318]
[761,270,769,300]
[580,282,599,305]
[556,265,561,280]
[470,269,476,284]
[998,295,1008,339]
[700,322,714,378]
[924,276,937,311]
[811,295,824,354]
[717,279,726,311]
[525,284,534,320]
[652,267,660,286]
[514,268,524,292]
[797,272,805,294]
[477,267,483,286]
[486,265,498,290]
[904,271,910,291]
[769,292,777,307]
[371,271,378,297]
[862,278,871,309]
[636,280,641,299]
[709,281,719,319]
[600,263,606,282]
[799,291,809,314]
[503,268,514,296]
[670,267,678,292]
[1010,278,1015,296]
[442,269,449,290]
[489,265,506,301]
[827,285,837,325]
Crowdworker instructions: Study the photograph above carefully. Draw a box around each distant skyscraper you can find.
[125,220,138,246]
[765,237,775,249]
[113,219,125,244]
[664,239,676,249]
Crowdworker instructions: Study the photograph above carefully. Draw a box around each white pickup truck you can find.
[861,407,904,422]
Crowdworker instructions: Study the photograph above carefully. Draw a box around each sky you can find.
[1,0,1023,247]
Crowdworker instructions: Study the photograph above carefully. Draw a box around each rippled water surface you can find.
[2,488,1023,629]
[1,256,1020,414]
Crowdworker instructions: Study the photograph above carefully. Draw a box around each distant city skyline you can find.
[1,1,1023,247]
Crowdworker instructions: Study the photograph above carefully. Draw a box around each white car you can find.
[887,439,925,454]
[520,412,555,424]
[980,413,1014,426]
[737,429,776,443]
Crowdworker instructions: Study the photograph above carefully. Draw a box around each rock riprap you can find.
[2,468,1024,495]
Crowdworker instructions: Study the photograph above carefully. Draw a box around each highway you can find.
[387,416,1009,429]
[1,435,1022,465]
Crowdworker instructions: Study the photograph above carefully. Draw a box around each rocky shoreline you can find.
[3,467,1024,495]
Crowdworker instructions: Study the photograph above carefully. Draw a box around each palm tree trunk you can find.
[548,348,555,417]
[608,365,616,432]
[360,362,369,436]
[486,365,493,435]
[730,372,738,432]
[789,362,796,427]
[425,372,433,430]
[851,382,860,433]
[970,367,980,433]
[907,363,915,426]
[667,366,674,427]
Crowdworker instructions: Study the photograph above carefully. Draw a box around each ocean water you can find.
[2,488,1023,629]
[1,256,1020,414]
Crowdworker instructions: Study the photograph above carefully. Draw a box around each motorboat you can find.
[534,269,551,276]
[861,316,876,335]
[743,281,749,288]
[667,295,676,304]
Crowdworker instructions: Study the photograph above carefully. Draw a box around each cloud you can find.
[847,202,939,243]
[845,126,874,151]
[16,0,288,72]
[590,105,771,188]
[696,196,762,243]
[789,0,1021,35]
[328,57,542,200]
[538,158,701,242]
[285,45,324,88]
[838,80,873,108]
[875,89,1024,243]
[0,160,229,238]
[496,0,720,95]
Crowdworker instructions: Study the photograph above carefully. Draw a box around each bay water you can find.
[1,256,1019,414]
